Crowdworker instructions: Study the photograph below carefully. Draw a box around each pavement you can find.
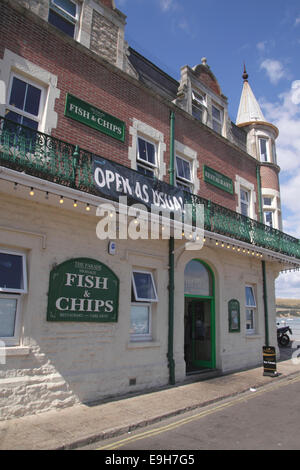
[0,348,299,450]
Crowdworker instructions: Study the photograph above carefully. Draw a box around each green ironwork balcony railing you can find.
[0,116,300,260]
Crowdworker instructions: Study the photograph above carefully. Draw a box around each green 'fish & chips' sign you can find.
[47,258,119,323]
[64,93,125,142]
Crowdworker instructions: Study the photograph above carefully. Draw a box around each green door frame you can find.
[184,259,216,370]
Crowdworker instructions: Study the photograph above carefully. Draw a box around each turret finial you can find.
[242,63,248,81]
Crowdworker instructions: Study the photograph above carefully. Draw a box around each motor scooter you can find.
[277,324,292,347]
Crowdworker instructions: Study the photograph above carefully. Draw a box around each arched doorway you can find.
[184,259,216,373]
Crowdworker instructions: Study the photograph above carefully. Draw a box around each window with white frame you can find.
[245,285,256,335]
[212,104,223,134]
[240,188,250,217]
[129,119,166,181]
[136,136,157,178]
[48,0,80,38]
[0,250,27,346]
[263,195,275,228]
[5,74,44,131]
[175,155,193,192]
[272,140,277,164]
[130,271,158,341]
[259,137,269,162]
[192,90,207,123]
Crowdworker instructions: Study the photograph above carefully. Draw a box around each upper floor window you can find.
[272,141,277,164]
[175,156,192,192]
[240,188,250,217]
[48,0,79,38]
[192,90,207,123]
[259,137,269,162]
[212,104,223,134]
[6,74,44,131]
[136,137,157,179]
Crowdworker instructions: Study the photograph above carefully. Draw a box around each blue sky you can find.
[115,0,300,298]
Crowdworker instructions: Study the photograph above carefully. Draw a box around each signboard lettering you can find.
[64,94,125,142]
[203,165,233,194]
[93,156,185,214]
[47,258,119,322]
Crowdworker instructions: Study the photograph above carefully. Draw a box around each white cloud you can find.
[260,59,288,85]
[276,271,300,299]
[295,16,300,26]
[262,81,300,299]
[159,0,173,11]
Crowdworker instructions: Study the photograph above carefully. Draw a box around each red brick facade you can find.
[0,2,258,214]
[260,165,280,192]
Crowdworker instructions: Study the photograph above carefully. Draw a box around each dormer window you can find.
[192,90,207,123]
[48,0,79,38]
[212,104,223,134]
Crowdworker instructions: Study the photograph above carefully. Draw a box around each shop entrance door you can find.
[184,297,215,372]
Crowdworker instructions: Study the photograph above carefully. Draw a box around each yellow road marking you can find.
[97,374,300,450]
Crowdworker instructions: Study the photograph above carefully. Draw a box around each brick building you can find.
[0,0,299,419]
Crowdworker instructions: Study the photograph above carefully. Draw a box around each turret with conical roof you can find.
[236,66,282,230]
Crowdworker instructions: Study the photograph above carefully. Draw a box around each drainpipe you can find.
[257,164,269,346]
[168,111,175,385]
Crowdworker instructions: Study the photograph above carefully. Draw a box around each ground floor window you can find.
[245,285,257,335]
[130,271,158,341]
[0,249,27,345]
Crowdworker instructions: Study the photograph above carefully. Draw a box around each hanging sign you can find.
[64,93,125,142]
[203,165,233,194]
[93,156,185,213]
[47,258,119,323]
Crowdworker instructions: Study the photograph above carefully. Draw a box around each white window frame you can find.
[174,141,199,194]
[175,155,193,191]
[49,0,80,39]
[130,302,152,341]
[259,137,270,163]
[262,189,282,230]
[6,72,45,130]
[0,49,60,135]
[136,136,157,177]
[0,249,27,294]
[192,90,207,123]
[235,176,257,220]
[129,119,166,180]
[0,294,23,346]
[245,285,257,335]
[132,270,158,303]
[240,187,250,217]
[264,210,274,228]
[130,270,158,342]
[212,104,223,135]
[0,249,27,346]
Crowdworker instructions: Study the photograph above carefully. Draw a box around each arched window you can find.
[184,260,213,297]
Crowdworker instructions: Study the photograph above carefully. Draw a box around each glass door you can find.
[185,297,215,371]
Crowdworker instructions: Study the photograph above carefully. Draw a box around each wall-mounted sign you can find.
[93,156,185,213]
[64,93,125,142]
[203,165,233,194]
[47,258,119,323]
[228,299,240,332]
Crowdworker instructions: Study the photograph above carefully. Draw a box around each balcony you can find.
[0,116,299,260]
